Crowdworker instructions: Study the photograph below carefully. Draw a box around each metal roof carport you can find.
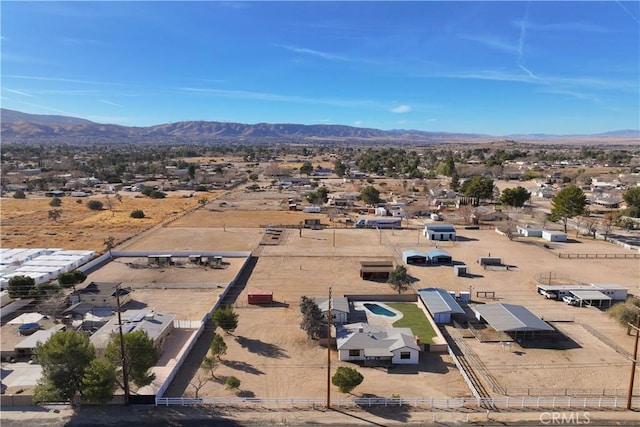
[403,250,427,265]
[475,303,554,341]
[427,250,452,264]
[569,290,612,307]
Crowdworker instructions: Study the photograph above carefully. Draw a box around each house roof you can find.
[90,310,176,348]
[424,224,456,232]
[336,323,419,353]
[15,324,65,350]
[313,297,350,314]
[7,312,44,325]
[476,303,553,332]
[418,288,465,315]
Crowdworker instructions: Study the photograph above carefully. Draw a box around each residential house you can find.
[336,322,420,366]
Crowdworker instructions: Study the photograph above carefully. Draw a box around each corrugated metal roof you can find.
[570,290,611,300]
[476,303,553,332]
[427,250,451,258]
[418,288,465,315]
[402,250,426,258]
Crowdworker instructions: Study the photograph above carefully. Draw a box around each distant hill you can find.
[1,108,637,145]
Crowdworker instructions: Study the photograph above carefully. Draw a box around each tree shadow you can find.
[351,393,411,423]
[121,299,148,310]
[455,236,479,242]
[236,390,255,398]
[220,359,265,375]
[235,336,290,358]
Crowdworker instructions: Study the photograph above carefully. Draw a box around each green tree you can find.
[201,355,219,378]
[550,186,587,233]
[299,161,313,176]
[360,185,381,206]
[623,187,640,209]
[82,358,117,404]
[387,265,411,294]
[334,160,347,177]
[8,275,36,299]
[225,375,241,391]
[331,366,364,394]
[57,270,86,288]
[500,186,531,208]
[34,330,96,402]
[49,197,62,207]
[105,330,160,389]
[130,209,145,218]
[460,176,494,202]
[187,164,196,180]
[86,200,104,211]
[300,298,324,340]
[212,305,239,334]
[13,189,26,199]
[210,333,227,360]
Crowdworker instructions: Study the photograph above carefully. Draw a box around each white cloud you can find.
[391,105,411,113]
[4,88,34,97]
[353,120,363,126]
[99,99,124,108]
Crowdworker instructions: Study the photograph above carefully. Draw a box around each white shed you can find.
[542,230,567,242]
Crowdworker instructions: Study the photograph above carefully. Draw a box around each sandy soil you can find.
[0,195,204,252]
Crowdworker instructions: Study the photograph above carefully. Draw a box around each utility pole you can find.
[626,314,640,410]
[326,285,332,409]
[115,283,131,406]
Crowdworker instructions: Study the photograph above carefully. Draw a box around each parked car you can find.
[563,295,579,306]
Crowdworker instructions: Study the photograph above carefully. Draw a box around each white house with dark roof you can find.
[336,322,420,366]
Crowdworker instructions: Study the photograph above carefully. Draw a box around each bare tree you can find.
[189,371,210,398]
[600,212,617,242]
[48,209,62,222]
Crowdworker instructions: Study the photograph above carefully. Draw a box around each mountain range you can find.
[1,108,638,145]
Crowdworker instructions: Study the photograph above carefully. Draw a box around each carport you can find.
[427,249,452,264]
[475,303,554,341]
[569,290,612,308]
[403,250,427,265]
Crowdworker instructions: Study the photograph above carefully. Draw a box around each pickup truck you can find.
[562,295,579,306]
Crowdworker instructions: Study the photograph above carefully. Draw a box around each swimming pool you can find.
[363,303,396,317]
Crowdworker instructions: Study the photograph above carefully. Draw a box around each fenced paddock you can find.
[558,253,640,259]
[155,396,640,410]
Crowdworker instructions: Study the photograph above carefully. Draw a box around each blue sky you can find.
[2,1,639,135]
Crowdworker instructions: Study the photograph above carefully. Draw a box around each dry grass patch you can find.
[0,195,204,252]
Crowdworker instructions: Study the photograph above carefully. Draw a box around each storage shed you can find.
[418,287,465,324]
[360,260,394,281]
[542,230,567,242]
[428,249,452,264]
[248,291,274,305]
[453,264,468,276]
[403,250,427,265]
[423,224,456,241]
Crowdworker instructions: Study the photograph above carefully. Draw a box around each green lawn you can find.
[387,302,437,344]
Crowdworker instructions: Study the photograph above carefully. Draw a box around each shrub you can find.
[76,199,83,204]
[13,190,26,199]
[130,210,145,219]
[149,190,166,199]
[58,270,87,287]
[86,200,104,211]
[225,376,241,390]
[49,197,62,207]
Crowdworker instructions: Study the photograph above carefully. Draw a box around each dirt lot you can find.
[0,195,204,252]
